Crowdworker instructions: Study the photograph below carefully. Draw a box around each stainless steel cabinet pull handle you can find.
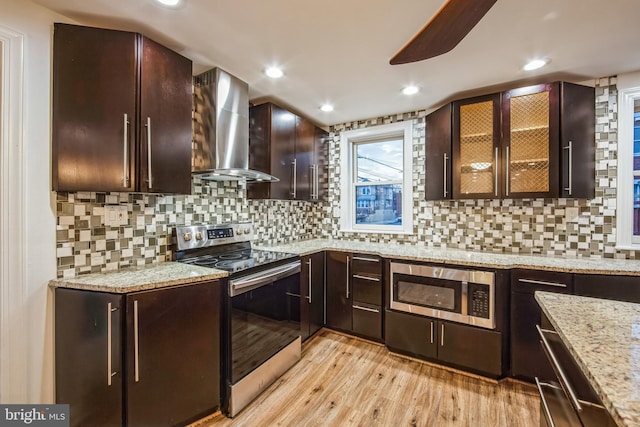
[535,378,557,427]
[352,274,380,282]
[505,146,510,196]
[441,323,445,347]
[563,141,573,195]
[536,325,582,412]
[307,259,312,303]
[352,256,380,263]
[134,300,140,383]
[430,321,434,344]
[518,278,567,288]
[346,256,350,299]
[291,159,297,198]
[146,117,153,189]
[107,303,115,386]
[309,165,315,199]
[494,147,499,197]
[352,305,380,313]
[123,113,129,188]
[443,153,448,198]
[315,163,320,199]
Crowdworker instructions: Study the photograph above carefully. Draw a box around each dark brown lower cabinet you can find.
[300,252,325,341]
[352,302,382,340]
[510,269,573,382]
[385,309,503,377]
[325,251,352,331]
[574,273,640,303]
[55,280,222,427]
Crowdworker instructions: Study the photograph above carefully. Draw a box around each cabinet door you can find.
[55,289,123,427]
[139,36,192,194]
[301,252,326,340]
[438,321,503,377]
[295,117,314,200]
[313,127,329,201]
[452,94,501,199]
[52,23,137,192]
[560,82,595,199]
[502,83,560,198]
[126,281,221,427]
[270,105,297,199]
[385,310,437,359]
[248,103,272,198]
[325,251,352,331]
[425,103,452,200]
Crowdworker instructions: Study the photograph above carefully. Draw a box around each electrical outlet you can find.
[104,205,128,227]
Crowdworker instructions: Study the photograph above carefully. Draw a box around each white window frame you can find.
[339,121,413,234]
[616,73,640,249]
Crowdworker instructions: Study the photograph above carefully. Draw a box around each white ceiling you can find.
[32,0,640,127]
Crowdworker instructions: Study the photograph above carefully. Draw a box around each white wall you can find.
[0,0,69,403]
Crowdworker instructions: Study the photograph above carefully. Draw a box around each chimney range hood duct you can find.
[192,68,278,182]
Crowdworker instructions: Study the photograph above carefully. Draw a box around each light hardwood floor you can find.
[194,329,540,427]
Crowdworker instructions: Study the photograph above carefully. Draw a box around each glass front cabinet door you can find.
[452,94,501,199]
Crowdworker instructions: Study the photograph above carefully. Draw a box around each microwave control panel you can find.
[468,283,490,319]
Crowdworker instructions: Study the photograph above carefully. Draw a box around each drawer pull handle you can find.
[352,274,380,282]
[352,256,380,263]
[536,325,582,412]
[535,377,557,427]
[518,278,567,288]
[352,305,379,313]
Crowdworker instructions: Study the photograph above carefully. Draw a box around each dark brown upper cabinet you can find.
[247,102,328,201]
[425,81,594,200]
[52,23,193,194]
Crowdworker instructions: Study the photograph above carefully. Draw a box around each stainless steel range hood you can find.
[192,68,278,182]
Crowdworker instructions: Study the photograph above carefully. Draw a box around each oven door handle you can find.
[230,261,301,296]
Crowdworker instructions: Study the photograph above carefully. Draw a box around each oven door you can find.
[390,263,464,317]
[228,261,301,384]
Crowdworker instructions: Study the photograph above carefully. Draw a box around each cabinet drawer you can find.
[351,254,382,276]
[352,302,382,340]
[574,274,640,303]
[352,274,382,305]
[512,269,573,294]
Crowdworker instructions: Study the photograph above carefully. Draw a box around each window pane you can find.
[356,139,403,182]
[355,184,402,225]
[635,177,640,236]
[634,100,640,172]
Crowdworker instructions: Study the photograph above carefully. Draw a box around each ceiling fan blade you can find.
[390,0,497,65]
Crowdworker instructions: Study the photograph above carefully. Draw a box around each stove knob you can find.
[195,232,203,241]
[184,232,192,242]
[245,228,251,235]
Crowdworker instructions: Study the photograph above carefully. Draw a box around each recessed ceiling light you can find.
[155,0,181,6]
[265,66,284,79]
[402,85,419,96]
[523,58,548,71]
[320,104,334,112]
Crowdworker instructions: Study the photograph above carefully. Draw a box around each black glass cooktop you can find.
[175,242,298,276]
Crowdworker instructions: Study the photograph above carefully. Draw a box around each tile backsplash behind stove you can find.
[55,179,326,278]
[55,76,635,279]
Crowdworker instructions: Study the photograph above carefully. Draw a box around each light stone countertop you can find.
[49,262,228,293]
[535,291,640,427]
[257,239,640,275]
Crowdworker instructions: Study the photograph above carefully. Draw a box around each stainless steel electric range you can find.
[175,223,302,418]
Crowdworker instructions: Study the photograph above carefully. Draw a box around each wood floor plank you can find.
[191,330,540,427]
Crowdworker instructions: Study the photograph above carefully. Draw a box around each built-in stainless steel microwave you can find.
[389,261,495,329]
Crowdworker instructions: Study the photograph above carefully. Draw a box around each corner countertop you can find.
[49,262,228,293]
[256,239,640,275]
[535,291,640,427]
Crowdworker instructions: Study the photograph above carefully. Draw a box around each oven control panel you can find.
[175,223,254,250]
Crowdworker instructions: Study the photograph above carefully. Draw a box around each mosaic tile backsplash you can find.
[55,76,634,279]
